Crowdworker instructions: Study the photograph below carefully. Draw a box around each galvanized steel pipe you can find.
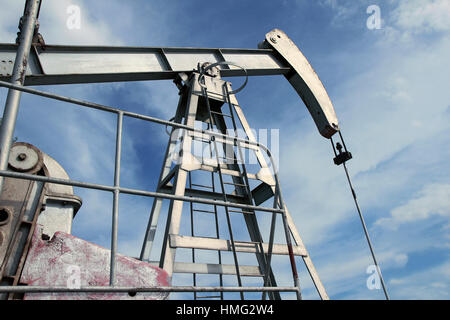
[0,0,40,193]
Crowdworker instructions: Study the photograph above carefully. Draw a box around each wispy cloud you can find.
[388,258,450,300]
[375,183,450,230]
[391,0,450,34]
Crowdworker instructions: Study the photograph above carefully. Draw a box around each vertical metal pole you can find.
[269,156,302,300]
[205,123,224,300]
[188,171,197,300]
[110,111,123,285]
[210,170,224,300]
[202,85,244,300]
[276,185,302,300]
[222,83,280,300]
[342,161,390,300]
[262,198,278,300]
[159,77,198,277]
[0,0,40,193]
[140,98,184,261]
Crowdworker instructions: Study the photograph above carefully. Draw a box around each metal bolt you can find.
[270,37,277,43]
[17,153,27,161]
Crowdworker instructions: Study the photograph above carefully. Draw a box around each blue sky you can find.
[0,0,449,300]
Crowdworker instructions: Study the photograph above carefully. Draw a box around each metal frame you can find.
[0,0,41,193]
[0,0,335,299]
[0,44,290,85]
[0,79,301,297]
[0,285,300,294]
[0,70,329,300]
[139,72,302,300]
[205,80,281,300]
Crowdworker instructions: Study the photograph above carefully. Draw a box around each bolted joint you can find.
[17,152,27,161]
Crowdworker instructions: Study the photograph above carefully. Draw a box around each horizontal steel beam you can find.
[0,170,284,214]
[0,28,340,139]
[0,44,290,85]
[0,285,300,293]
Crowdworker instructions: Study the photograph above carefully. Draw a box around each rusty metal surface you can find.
[0,141,45,293]
[4,182,44,300]
[0,177,44,300]
[20,226,170,300]
[0,176,35,275]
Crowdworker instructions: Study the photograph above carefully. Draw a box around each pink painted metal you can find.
[20,226,170,300]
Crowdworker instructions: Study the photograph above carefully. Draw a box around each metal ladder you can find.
[187,136,225,300]
[197,82,279,300]
[140,68,326,300]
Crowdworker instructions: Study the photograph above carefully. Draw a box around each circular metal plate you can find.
[8,142,43,174]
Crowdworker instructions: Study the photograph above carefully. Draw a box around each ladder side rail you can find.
[223,83,278,300]
[207,124,225,300]
[188,171,197,300]
[215,95,282,299]
[140,94,186,261]
[201,85,245,300]
[158,78,200,277]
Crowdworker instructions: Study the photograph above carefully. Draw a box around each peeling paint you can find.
[20,226,170,300]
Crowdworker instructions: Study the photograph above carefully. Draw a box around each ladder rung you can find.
[210,110,232,118]
[190,131,260,151]
[173,262,263,277]
[170,235,308,256]
[223,181,247,187]
[221,156,239,161]
[221,160,242,165]
[191,183,214,189]
[192,136,211,144]
[228,209,254,214]
[160,184,247,204]
[197,164,244,179]
[193,209,216,214]
[219,168,243,177]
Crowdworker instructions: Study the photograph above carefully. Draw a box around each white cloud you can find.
[318,0,364,26]
[388,259,450,299]
[379,0,450,45]
[0,0,122,45]
[376,183,450,230]
[0,0,23,42]
[391,0,450,34]
[38,0,122,45]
